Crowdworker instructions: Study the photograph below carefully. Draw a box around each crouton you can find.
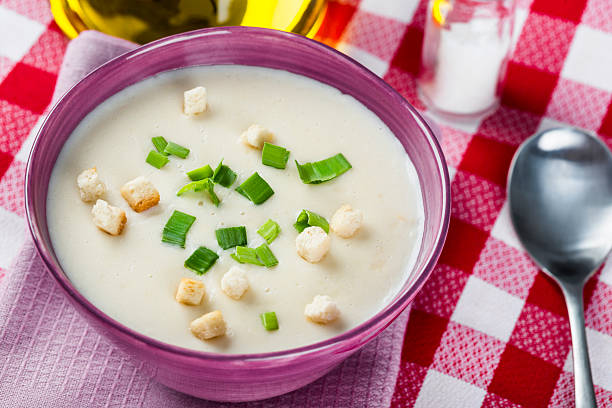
[120,176,160,212]
[296,226,330,263]
[91,199,126,236]
[77,167,106,203]
[190,310,226,340]
[175,278,205,306]
[240,124,274,149]
[183,86,208,116]
[183,86,207,115]
[221,266,249,300]
[304,295,340,324]
[330,204,363,238]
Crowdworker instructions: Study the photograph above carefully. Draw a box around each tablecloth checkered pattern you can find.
[0,0,611,407]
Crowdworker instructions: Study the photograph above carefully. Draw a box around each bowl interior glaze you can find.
[25,26,449,396]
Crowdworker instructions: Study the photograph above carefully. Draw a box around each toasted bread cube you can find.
[190,310,226,340]
[305,295,340,324]
[183,86,207,115]
[331,204,363,238]
[240,124,274,149]
[175,278,205,305]
[296,226,330,263]
[91,199,126,236]
[77,167,106,203]
[120,176,160,212]
[221,266,249,300]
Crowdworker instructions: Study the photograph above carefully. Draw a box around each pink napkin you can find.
[0,31,409,407]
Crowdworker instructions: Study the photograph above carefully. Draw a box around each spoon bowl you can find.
[508,127,612,408]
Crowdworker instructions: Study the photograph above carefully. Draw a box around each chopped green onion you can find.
[186,164,213,181]
[162,210,196,248]
[295,153,352,184]
[146,150,169,169]
[176,179,205,195]
[257,219,281,244]
[294,209,329,233]
[184,246,219,275]
[152,136,169,155]
[230,244,277,267]
[164,141,190,158]
[255,243,278,267]
[215,226,247,250]
[260,312,279,331]
[176,178,220,206]
[200,178,220,206]
[235,172,274,205]
[262,142,290,169]
[231,246,263,266]
[212,159,237,187]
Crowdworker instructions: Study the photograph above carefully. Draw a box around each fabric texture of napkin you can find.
[0,31,410,407]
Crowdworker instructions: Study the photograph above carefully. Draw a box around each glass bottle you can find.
[50,0,327,44]
[418,0,515,118]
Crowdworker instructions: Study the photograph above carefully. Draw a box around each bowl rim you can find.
[25,26,450,362]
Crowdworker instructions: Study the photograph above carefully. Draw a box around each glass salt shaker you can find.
[418,0,515,118]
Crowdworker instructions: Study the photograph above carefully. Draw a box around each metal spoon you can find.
[508,127,612,408]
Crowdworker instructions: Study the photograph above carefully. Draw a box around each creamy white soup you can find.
[47,65,423,354]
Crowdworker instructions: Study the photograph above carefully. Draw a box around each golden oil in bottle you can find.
[51,0,327,44]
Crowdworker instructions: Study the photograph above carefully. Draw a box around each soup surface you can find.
[47,65,423,354]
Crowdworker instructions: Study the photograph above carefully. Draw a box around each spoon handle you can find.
[562,282,597,408]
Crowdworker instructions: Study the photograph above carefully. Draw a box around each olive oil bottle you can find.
[51,0,327,44]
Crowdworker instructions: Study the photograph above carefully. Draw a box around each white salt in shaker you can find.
[418,0,515,118]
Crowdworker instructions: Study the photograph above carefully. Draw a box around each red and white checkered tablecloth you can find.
[0,0,611,407]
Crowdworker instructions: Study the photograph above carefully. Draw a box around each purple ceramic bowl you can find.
[25,27,450,402]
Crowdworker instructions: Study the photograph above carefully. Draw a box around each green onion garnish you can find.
[184,246,219,275]
[176,178,220,206]
[230,244,277,267]
[215,226,247,250]
[162,210,196,248]
[152,136,169,155]
[164,141,190,158]
[260,312,279,331]
[295,153,352,184]
[231,246,263,266]
[255,243,278,267]
[186,164,213,181]
[294,209,329,233]
[257,219,281,244]
[235,172,274,205]
[146,150,169,169]
[262,142,290,169]
[177,180,206,195]
[200,178,220,206]
[212,159,237,188]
